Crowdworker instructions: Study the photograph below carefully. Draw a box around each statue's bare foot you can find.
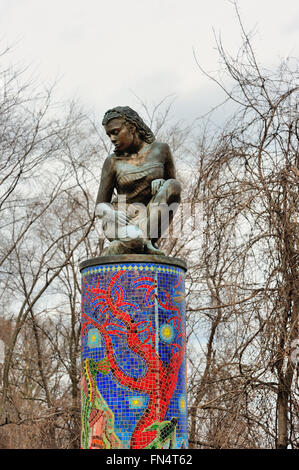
[103,238,145,255]
[144,240,165,256]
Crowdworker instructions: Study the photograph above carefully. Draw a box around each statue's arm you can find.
[151,143,177,195]
[95,157,116,219]
[96,157,115,205]
[95,157,129,224]
[163,143,176,180]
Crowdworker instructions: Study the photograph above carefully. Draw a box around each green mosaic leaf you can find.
[96,357,110,375]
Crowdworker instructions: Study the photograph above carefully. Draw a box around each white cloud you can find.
[0,0,298,122]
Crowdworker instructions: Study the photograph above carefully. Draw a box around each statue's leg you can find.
[147,179,181,244]
[102,209,146,255]
[101,181,182,255]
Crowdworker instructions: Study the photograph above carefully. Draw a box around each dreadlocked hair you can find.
[102,106,155,144]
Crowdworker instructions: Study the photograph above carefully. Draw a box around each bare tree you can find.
[0,48,106,447]
[188,5,298,449]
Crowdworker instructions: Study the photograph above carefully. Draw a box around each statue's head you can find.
[102,106,155,154]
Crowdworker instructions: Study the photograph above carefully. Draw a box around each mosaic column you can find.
[80,254,188,449]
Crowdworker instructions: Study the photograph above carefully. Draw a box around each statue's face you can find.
[105,118,134,153]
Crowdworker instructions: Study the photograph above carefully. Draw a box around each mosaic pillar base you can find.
[80,254,188,449]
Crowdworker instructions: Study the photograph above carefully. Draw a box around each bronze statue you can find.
[95,106,181,255]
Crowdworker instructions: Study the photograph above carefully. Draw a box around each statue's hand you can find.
[114,210,130,225]
[96,203,129,225]
[151,179,165,195]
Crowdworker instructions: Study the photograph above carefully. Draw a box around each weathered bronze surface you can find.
[95,106,181,255]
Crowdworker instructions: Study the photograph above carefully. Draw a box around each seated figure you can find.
[95,106,181,255]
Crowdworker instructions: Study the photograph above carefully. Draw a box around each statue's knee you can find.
[166,179,181,202]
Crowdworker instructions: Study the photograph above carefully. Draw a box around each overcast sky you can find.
[0,0,298,124]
